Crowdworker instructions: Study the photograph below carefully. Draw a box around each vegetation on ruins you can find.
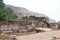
[0,30,2,35]
[0,0,18,21]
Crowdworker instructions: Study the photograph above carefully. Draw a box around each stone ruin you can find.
[0,16,59,35]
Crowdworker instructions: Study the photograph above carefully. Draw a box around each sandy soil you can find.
[16,30,60,40]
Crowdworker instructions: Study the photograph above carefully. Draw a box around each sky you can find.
[3,0,60,22]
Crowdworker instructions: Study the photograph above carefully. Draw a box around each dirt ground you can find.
[16,30,60,40]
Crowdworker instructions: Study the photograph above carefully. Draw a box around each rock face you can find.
[1,5,58,34]
[48,19,58,30]
[58,21,60,29]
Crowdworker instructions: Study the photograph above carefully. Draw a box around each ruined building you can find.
[0,15,59,34]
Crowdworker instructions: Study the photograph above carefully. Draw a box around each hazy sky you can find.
[3,0,60,22]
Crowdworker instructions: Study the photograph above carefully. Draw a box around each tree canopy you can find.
[0,0,18,21]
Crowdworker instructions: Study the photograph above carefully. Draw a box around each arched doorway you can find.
[43,21,50,28]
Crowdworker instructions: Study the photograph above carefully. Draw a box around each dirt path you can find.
[15,30,60,40]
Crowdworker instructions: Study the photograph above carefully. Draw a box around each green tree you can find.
[0,0,5,20]
[2,8,18,21]
[0,0,18,21]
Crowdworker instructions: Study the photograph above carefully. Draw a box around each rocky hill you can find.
[5,5,57,23]
[5,5,47,20]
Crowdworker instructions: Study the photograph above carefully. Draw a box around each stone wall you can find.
[49,23,58,30]
[0,21,20,31]
[0,16,58,33]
